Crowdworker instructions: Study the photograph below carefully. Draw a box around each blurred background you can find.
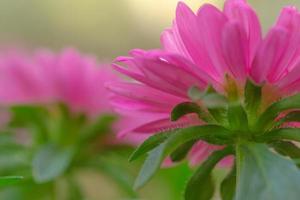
[0,0,299,199]
[0,0,299,60]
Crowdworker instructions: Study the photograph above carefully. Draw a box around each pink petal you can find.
[196,4,229,80]
[250,27,289,84]
[224,0,262,65]
[175,2,222,82]
[222,22,248,80]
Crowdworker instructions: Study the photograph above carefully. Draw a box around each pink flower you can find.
[0,48,118,116]
[107,0,300,166]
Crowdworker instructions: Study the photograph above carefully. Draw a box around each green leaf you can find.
[255,94,300,131]
[32,144,74,183]
[129,132,171,162]
[134,125,232,189]
[258,128,300,142]
[235,143,300,200]
[185,146,234,200]
[227,103,248,131]
[244,79,262,123]
[171,102,210,122]
[270,141,300,166]
[0,176,23,186]
[170,140,197,162]
[220,166,236,200]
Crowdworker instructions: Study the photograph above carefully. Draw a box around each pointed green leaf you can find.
[171,102,210,122]
[170,140,197,162]
[255,94,300,131]
[244,79,262,122]
[220,166,236,200]
[236,143,300,200]
[129,131,171,162]
[258,128,300,142]
[32,144,74,183]
[227,103,248,131]
[134,125,232,189]
[185,146,234,200]
[0,176,23,186]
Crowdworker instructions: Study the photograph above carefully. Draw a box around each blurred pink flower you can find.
[107,0,300,166]
[0,48,118,116]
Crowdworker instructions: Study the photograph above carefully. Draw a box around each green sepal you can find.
[129,131,171,162]
[244,79,262,126]
[255,93,300,131]
[185,146,234,200]
[134,125,232,189]
[171,102,210,122]
[220,165,236,200]
[170,140,197,162]
[257,128,300,142]
[227,103,248,132]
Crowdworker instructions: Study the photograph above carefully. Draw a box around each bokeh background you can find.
[0,0,299,60]
[0,0,299,199]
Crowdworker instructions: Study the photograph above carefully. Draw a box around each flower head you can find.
[108,0,300,167]
[0,48,118,116]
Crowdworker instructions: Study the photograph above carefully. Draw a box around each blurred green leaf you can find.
[79,114,117,143]
[32,144,74,183]
[129,132,170,162]
[67,176,84,200]
[185,146,233,200]
[236,143,300,200]
[9,105,48,144]
[0,176,23,187]
[92,159,137,198]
